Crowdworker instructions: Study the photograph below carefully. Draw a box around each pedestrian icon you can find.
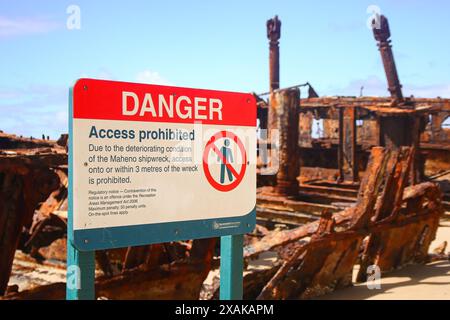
[203,131,248,192]
[219,139,234,184]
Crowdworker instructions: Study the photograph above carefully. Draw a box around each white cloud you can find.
[0,70,170,139]
[136,70,171,85]
[0,88,22,99]
[0,85,67,139]
[0,16,60,38]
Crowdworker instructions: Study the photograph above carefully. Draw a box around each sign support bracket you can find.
[220,234,244,300]
[67,87,95,300]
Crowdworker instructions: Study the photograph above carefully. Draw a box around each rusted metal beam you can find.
[248,147,443,299]
[257,189,339,215]
[267,15,281,92]
[256,207,319,226]
[378,116,416,149]
[338,107,358,182]
[0,153,65,295]
[299,183,358,198]
[298,97,450,118]
[338,108,344,180]
[372,15,404,103]
[2,238,216,300]
[268,89,300,195]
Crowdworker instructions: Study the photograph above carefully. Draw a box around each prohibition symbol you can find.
[203,130,247,192]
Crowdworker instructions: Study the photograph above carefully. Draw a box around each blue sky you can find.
[1,0,449,138]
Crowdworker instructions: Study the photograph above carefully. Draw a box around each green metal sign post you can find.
[66,240,95,299]
[220,234,244,300]
[66,234,245,300]
[67,87,96,300]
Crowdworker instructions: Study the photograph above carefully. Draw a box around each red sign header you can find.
[73,79,256,126]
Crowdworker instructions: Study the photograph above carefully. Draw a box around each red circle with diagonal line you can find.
[203,131,247,192]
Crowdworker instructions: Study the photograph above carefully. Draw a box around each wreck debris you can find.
[0,138,67,295]
[0,131,218,299]
[269,89,300,196]
[267,15,281,92]
[373,15,404,103]
[247,147,443,299]
[338,107,358,182]
[372,14,423,185]
[2,238,216,300]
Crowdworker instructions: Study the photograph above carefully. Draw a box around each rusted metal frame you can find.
[411,118,424,183]
[123,245,151,270]
[250,147,388,257]
[257,210,360,299]
[304,180,360,190]
[298,183,358,197]
[372,16,424,180]
[299,103,438,119]
[256,245,307,299]
[3,261,211,300]
[256,15,281,136]
[357,188,439,282]
[338,108,344,181]
[243,220,319,259]
[287,212,440,240]
[338,107,359,182]
[0,158,62,295]
[22,212,67,254]
[142,243,165,270]
[259,195,341,212]
[96,251,113,277]
[257,194,340,215]
[268,89,300,196]
[338,107,358,182]
[372,149,410,221]
[372,15,404,103]
[297,191,356,205]
[283,209,440,243]
[249,149,440,259]
[357,215,440,282]
[372,147,414,222]
[298,98,449,125]
[354,147,411,279]
[248,201,441,278]
[348,108,358,182]
[256,207,319,226]
[0,154,68,171]
[350,147,389,228]
[267,15,281,92]
[378,115,418,155]
[371,211,442,231]
[302,97,450,105]
[3,238,217,300]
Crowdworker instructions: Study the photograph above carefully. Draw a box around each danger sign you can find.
[69,79,256,250]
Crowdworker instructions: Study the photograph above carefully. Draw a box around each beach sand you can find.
[319,220,450,300]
